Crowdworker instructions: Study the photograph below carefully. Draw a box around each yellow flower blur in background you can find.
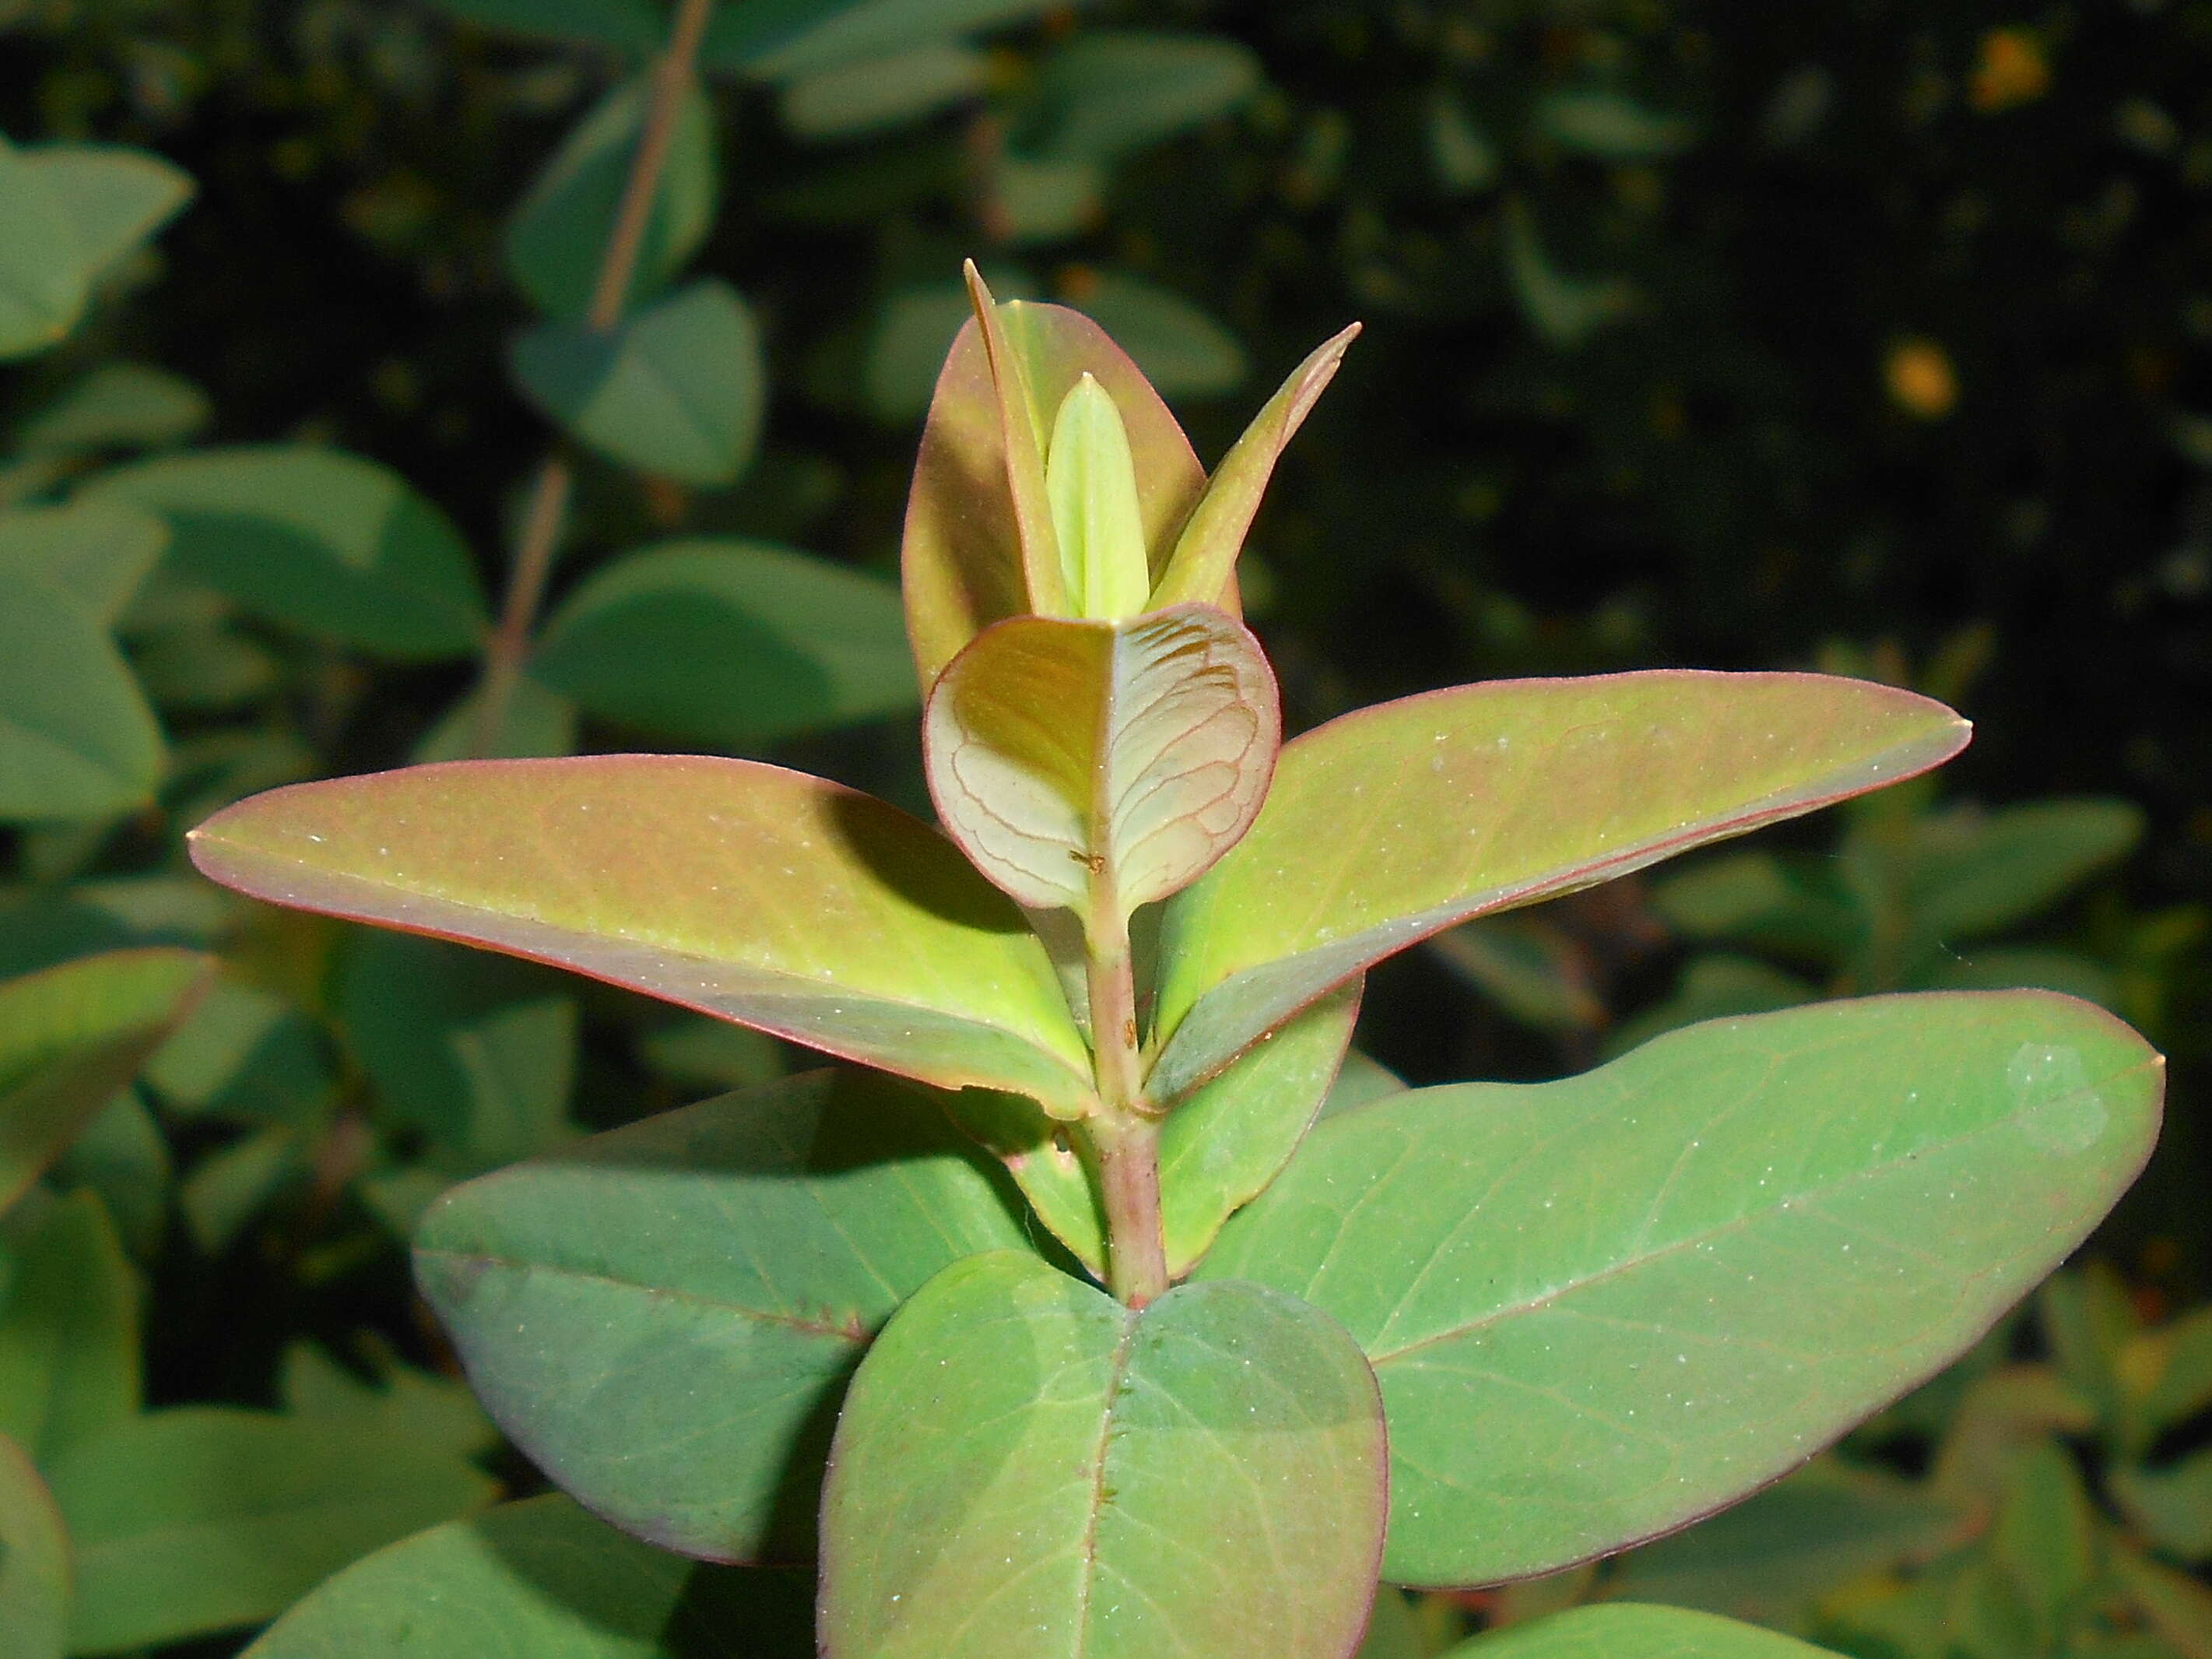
[1886,338,1960,420]
[1971,28,2052,114]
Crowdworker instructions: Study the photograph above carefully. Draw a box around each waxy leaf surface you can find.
[818,1250,1386,1659]
[244,1495,813,1659]
[904,297,1211,689]
[0,947,212,1214]
[1151,672,1970,1102]
[924,604,1280,917]
[187,756,1095,1113]
[945,980,1360,1277]
[414,1070,1031,1564]
[1443,1604,1843,1659]
[1198,991,2163,1587]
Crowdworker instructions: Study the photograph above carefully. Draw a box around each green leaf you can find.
[1603,954,1818,1059]
[414,1070,1031,1564]
[861,272,1038,422]
[0,572,164,823]
[52,1090,172,1255]
[2139,1305,2212,1440]
[188,756,1095,1112]
[2115,1453,2212,1561]
[1993,1439,2099,1638]
[818,1250,1386,1659]
[1150,323,1358,610]
[1650,850,1860,964]
[1427,89,1501,194]
[923,605,1280,917]
[1197,991,2162,1587]
[0,138,191,359]
[1045,374,1152,619]
[1906,799,2144,942]
[178,1127,304,1254]
[11,361,209,455]
[1355,1589,1428,1659]
[426,0,662,52]
[994,153,1107,244]
[1534,90,1698,161]
[1072,272,1250,398]
[143,979,337,1128]
[0,502,167,622]
[1441,1604,1841,1659]
[781,42,989,139]
[413,673,578,763]
[0,947,211,1214]
[0,1190,139,1462]
[904,291,1210,688]
[1503,199,1637,350]
[505,77,718,322]
[243,1494,815,1658]
[1608,1457,1973,1629]
[513,279,765,485]
[1030,32,1262,161]
[1319,1047,1405,1119]
[0,1432,68,1659]
[47,1403,499,1653]
[707,0,1087,80]
[1150,671,1971,1104]
[89,446,487,659]
[530,539,916,749]
[1433,916,1610,1036]
[2116,1543,2212,1659]
[943,980,1360,1277]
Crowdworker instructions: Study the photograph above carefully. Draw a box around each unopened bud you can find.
[1045,374,1150,622]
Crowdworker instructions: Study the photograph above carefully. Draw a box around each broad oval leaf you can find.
[0,1190,142,1461]
[818,1250,1386,1659]
[244,1495,814,1659]
[1029,32,1263,162]
[904,297,1210,690]
[414,1070,1032,1564]
[506,76,718,322]
[532,539,915,750]
[1197,991,2162,1587]
[45,1404,498,1653]
[1441,1604,1842,1659]
[943,979,1361,1278]
[0,138,191,359]
[0,501,167,623]
[707,0,1076,80]
[0,947,212,1214]
[88,446,487,659]
[924,603,1280,918]
[0,574,165,824]
[1150,671,1971,1103]
[0,1432,68,1659]
[512,279,767,486]
[186,756,1095,1114]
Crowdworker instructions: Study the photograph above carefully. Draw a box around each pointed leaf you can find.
[414,1070,1032,1564]
[0,573,165,823]
[12,361,209,455]
[1197,991,2162,1587]
[0,947,212,1214]
[506,76,718,322]
[1151,671,1971,1102]
[904,293,1210,689]
[818,1250,1386,1659]
[512,279,766,486]
[89,445,488,659]
[29,145,195,278]
[0,1190,139,1461]
[1151,324,1359,610]
[0,1432,68,1659]
[188,757,1094,1113]
[243,1495,813,1659]
[531,539,915,749]
[1442,1605,1842,1659]
[47,1404,497,1653]
[781,41,991,140]
[1907,798,2144,942]
[945,980,1359,1277]
[2115,1453,2212,1560]
[962,262,1067,615]
[925,604,1280,918]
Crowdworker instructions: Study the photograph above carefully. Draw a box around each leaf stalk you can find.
[1083,893,1169,1307]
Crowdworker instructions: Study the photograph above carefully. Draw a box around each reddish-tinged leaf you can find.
[188,757,1094,1116]
[1150,671,1969,1102]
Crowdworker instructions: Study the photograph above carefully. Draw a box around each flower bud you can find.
[1045,374,1150,622]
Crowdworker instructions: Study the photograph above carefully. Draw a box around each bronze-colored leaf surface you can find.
[188,757,1094,1115]
[1150,671,1969,1102]
[924,604,1280,919]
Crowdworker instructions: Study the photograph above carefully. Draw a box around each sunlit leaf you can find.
[242,1495,814,1658]
[0,947,211,1214]
[904,293,1209,688]
[1198,992,2162,1586]
[0,574,164,823]
[1150,671,1970,1103]
[90,446,488,659]
[924,605,1280,918]
[1441,1604,1842,1659]
[512,279,766,485]
[0,1432,68,1659]
[505,77,718,321]
[818,1250,1386,1658]
[530,539,915,748]
[414,1070,1031,1563]
[188,756,1095,1113]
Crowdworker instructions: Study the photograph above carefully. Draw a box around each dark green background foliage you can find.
[2,1,2210,1654]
